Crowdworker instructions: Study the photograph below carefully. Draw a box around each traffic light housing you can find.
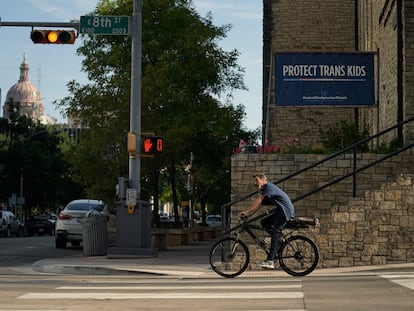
[143,136,163,154]
[127,132,137,157]
[30,29,76,44]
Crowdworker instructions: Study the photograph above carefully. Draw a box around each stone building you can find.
[262,0,414,148]
[2,55,51,123]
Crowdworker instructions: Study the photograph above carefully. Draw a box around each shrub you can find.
[321,119,370,152]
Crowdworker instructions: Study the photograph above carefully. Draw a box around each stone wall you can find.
[231,150,414,268]
[231,150,414,216]
[314,174,414,267]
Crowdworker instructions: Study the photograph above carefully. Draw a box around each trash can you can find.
[82,210,107,256]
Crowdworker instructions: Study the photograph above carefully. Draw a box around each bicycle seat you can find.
[286,216,319,229]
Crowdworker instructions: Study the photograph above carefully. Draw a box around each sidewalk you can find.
[33,240,216,277]
[32,240,414,278]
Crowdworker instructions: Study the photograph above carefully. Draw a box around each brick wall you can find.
[263,0,356,147]
[263,0,414,148]
[402,0,414,143]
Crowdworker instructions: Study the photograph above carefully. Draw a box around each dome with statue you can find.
[2,55,44,121]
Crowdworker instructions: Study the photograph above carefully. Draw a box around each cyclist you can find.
[239,174,295,269]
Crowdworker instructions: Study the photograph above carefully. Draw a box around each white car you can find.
[206,215,222,228]
[55,199,106,248]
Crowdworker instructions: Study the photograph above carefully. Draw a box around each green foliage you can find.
[55,0,248,212]
[0,114,83,213]
[321,119,370,152]
[375,138,401,154]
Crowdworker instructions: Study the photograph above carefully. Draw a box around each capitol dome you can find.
[2,55,44,120]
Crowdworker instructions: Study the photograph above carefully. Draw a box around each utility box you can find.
[107,200,157,258]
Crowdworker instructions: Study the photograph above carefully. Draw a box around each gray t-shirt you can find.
[260,182,295,219]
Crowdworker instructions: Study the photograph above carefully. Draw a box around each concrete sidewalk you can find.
[33,240,216,277]
[32,240,414,278]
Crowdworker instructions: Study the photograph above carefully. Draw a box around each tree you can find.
[56,0,249,217]
[0,111,83,214]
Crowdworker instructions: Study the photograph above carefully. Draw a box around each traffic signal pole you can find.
[109,0,156,258]
[0,19,79,30]
[129,0,142,198]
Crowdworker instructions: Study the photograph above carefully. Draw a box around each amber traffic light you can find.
[30,29,76,44]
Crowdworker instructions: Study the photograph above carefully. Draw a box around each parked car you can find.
[0,210,22,237]
[159,213,170,222]
[55,199,106,248]
[25,214,55,236]
[206,214,222,227]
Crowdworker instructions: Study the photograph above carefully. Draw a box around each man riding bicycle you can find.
[239,174,295,269]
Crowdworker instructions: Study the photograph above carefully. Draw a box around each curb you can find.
[31,258,414,278]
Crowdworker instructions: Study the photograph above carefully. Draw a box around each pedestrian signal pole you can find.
[129,0,142,199]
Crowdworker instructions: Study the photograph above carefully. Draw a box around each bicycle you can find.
[209,210,319,278]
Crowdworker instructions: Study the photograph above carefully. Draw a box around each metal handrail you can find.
[275,116,414,186]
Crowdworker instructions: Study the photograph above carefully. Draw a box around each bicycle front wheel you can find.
[209,237,249,278]
[278,235,319,277]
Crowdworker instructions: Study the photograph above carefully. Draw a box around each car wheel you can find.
[6,227,11,237]
[55,238,67,248]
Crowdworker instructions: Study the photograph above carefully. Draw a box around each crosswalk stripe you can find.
[18,292,304,300]
[56,284,302,290]
[380,274,414,290]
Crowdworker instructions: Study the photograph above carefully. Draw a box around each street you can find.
[0,271,414,310]
[0,236,413,310]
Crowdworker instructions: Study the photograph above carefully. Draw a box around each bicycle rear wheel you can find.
[278,235,319,276]
[209,237,249,278]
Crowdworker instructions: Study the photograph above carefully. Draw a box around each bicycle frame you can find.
[224,209,291,253]
[223,208,276,237]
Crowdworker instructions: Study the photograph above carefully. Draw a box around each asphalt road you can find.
[0,235,413,310]
[0,235,80,269]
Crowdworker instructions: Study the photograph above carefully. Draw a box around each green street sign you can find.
[80,16,129,35]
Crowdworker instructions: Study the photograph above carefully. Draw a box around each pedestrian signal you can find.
[143,136,163,154]
[30,30,76,44]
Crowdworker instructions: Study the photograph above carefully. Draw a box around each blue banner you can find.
[275,52,375,107]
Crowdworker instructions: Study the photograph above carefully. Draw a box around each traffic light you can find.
[127,132,137,157]
[30,29,76,44]
[143,136,163,154]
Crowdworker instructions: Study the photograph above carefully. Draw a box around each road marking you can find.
[380,274,414,290]
[19,292,304,300]
[56,284,302,290]
[17,278,305,301]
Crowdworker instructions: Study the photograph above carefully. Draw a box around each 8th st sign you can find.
[80,16,129,35]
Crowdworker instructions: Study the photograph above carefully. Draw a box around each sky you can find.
[0,0,262,130]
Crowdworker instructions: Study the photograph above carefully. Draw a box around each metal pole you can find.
[129,0,142,198]
[0,20,79,30]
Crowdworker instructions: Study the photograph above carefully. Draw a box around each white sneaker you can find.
[260,260,274,269]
